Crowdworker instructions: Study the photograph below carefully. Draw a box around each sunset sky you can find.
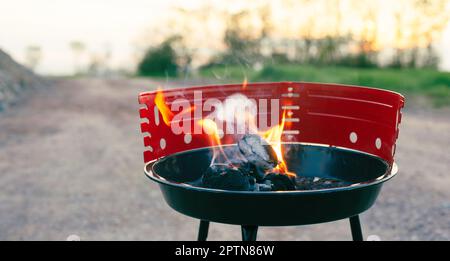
[1,0,449,74]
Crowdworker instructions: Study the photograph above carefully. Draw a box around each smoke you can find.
[206,93,258,136]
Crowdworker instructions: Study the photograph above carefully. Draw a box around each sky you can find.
[0,0,449,75]
[0,0,171,74]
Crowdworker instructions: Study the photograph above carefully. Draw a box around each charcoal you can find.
[256,180,273,191]
[236,161,266,182]
[238,134,279,171]
[263,173,296,191]
[247,176,257,191]
[202,164,251,191]
[295,176,317,190]
[295,176,350,190]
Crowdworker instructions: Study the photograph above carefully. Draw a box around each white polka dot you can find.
[160,138,166,149]
[184,134,192,144]
[349,132,358,143]
[375,138,382,149]
[288,87,293,92]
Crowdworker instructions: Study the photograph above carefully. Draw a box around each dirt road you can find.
[0,78,448,240]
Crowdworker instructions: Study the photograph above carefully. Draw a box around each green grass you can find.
[200,64,450,107]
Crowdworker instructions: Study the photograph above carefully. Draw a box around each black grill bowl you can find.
[145,143,395,226]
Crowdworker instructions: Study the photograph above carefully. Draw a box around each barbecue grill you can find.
[138,82,405,241]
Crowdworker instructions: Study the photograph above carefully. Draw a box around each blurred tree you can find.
[315,36,344,65]
[258,4,273,39]
[141,0,450,70]
[222,11,262,66]
[413,0,449,45]
[203,11,263,68]
[390,12,406,68]
[86,45,113,76]
[24,45,42,71]
[411,0,449,68]
[86,54,102,76]
[389,0,449,68]
[69,41,86,74]
[296,15,316,64]
[137,35,187,77]
[334,0,342,36]
[422,44,439,69]
[353,6,378,68]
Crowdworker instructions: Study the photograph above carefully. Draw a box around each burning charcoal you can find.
[236,161,266,182]
[202,164,251,191]
[238,134,279,171]
[263,173,296,191]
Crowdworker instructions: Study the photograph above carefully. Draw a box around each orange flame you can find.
[261,111,295,177]
[154,88,174,126]
[198,118,231,164]
[242,77,248,90]
[198,119,222,146]
[199,109,293,176]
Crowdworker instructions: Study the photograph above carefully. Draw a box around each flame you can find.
[242,77,248,90]
[154,88,174,126]
[261,111,295,177]
[198,118,222,146]
[198,118,231,164]
[200,108,294,176]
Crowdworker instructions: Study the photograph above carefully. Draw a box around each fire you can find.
[261,111,295,177]
[198,118,230,164]
[154,88,174,126]
[154,86,295,182]
[242,77,248,90]
[199,107,294,176]
[198,118,222,146]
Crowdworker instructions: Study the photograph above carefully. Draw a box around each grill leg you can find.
[241,225,258,241]
[197,220,210,241]
[349,215,363,241]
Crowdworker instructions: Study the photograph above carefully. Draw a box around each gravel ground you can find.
[0,78,449,241]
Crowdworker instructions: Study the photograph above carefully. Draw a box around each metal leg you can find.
[349,215,363,241]
[241,225,258,241]
[197,220,210,241]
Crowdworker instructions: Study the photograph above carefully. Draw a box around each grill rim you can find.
[144,142,397,195]
[139,81,406,99]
